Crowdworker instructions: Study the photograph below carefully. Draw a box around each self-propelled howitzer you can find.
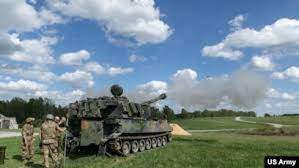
[65,85,172,156]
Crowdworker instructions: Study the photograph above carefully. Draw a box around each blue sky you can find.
[0,0,299,115]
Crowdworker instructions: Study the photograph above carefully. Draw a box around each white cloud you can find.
[271,66,299,82]
[0,0,63,33]
[0,1,64,64]
[202,42,243,60]
[127,80,167,103]
[46,0,172,44]
[82,61,134,76]
[202,18,299,60]
[59,70,94,88]
[83,62,105,75]
[60,50,90,66]
[107,67,134,76]
[0,33,22,55]
[251,55,275,71]
[138,80,167,95]
[34,89,86,105]
[281,93,296,100]
[271,72,285,80]
[7,35,57,64]
[39,8,65,25]
[0,0,43,32]
[228,14,245,31]
[0,64,57,83]
[172,68,198,81]
[0,79,47,92]
[128,54,147,63]
[266,88,296,100]
[284,66,299,78]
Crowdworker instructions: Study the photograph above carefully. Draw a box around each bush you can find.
[243,127,299,136]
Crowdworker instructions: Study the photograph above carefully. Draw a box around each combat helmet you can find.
[46,114,54,120]
[25,117,35,123]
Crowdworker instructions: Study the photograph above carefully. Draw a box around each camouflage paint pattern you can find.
[66,85,171,152]
[80,120,103,146]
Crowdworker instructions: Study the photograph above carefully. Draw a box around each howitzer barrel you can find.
[141,93,167,105]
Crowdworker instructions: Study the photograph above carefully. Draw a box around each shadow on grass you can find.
[68,146,99,160]
[12,154,22,161]
[25,162,43,168]
[12,155,43,168]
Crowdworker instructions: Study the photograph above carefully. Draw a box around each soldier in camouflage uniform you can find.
[41,114,65,168]
[21,117,35,162]
[54,116,66,153]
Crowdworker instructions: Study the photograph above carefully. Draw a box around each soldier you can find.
[41,114,65,168]
[54,116,66,153]
[21,117,35,162]
[54,116,60,125]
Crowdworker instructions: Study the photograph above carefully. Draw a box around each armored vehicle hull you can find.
[65,85,172,156]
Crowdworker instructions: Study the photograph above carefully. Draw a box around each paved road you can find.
[0,131,39,138]
[235,116,286,128]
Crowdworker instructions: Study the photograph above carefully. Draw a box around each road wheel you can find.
[145,139,151,150]
[151,138,157,148]
[139,139,145,152]
[162,136,167,146]
[131,140,139,153]
[121,141,131,156]
[157,137,162,147]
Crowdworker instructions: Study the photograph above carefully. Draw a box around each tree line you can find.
[0,97,66,126]
[0,97,257,125]
[162,106,256,121]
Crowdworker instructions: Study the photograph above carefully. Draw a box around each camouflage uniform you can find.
[41,114,65,168]
[54,116,66,153]
[21,117,35,161]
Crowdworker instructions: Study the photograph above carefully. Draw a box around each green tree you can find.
[162,106,175,120]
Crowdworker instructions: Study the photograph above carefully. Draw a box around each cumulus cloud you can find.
[126,80,167,103]
[46,0,172,44]
[0,0,64,33]
[0,33,23,55]
[0,0,43,32]
[271,66,299,82]
[0,64,57,83]
[83,61,106,75]
[59,70,94,88]
[34,89,86,105]
[228,14,245,31]
[107,67,134,76]
[138,80,167,95]
[128,54,147,63]
[0,1,64,65]
[4,35,57,64]
[60,50,90,66]
[202,42,243,60]
[202,18,299,60]
[266,88,296,100]
[82,61,134,76]
[0,79,47,93]
[251,55,275,71]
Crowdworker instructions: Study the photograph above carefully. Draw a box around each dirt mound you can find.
[170,123,191,136]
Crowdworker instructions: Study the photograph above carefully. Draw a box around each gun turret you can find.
[141,93,167,105]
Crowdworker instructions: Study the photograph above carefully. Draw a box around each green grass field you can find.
[0,132,299,168]
[1,117,299,168]
[172,117,265,130]
[243,116,299,125]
